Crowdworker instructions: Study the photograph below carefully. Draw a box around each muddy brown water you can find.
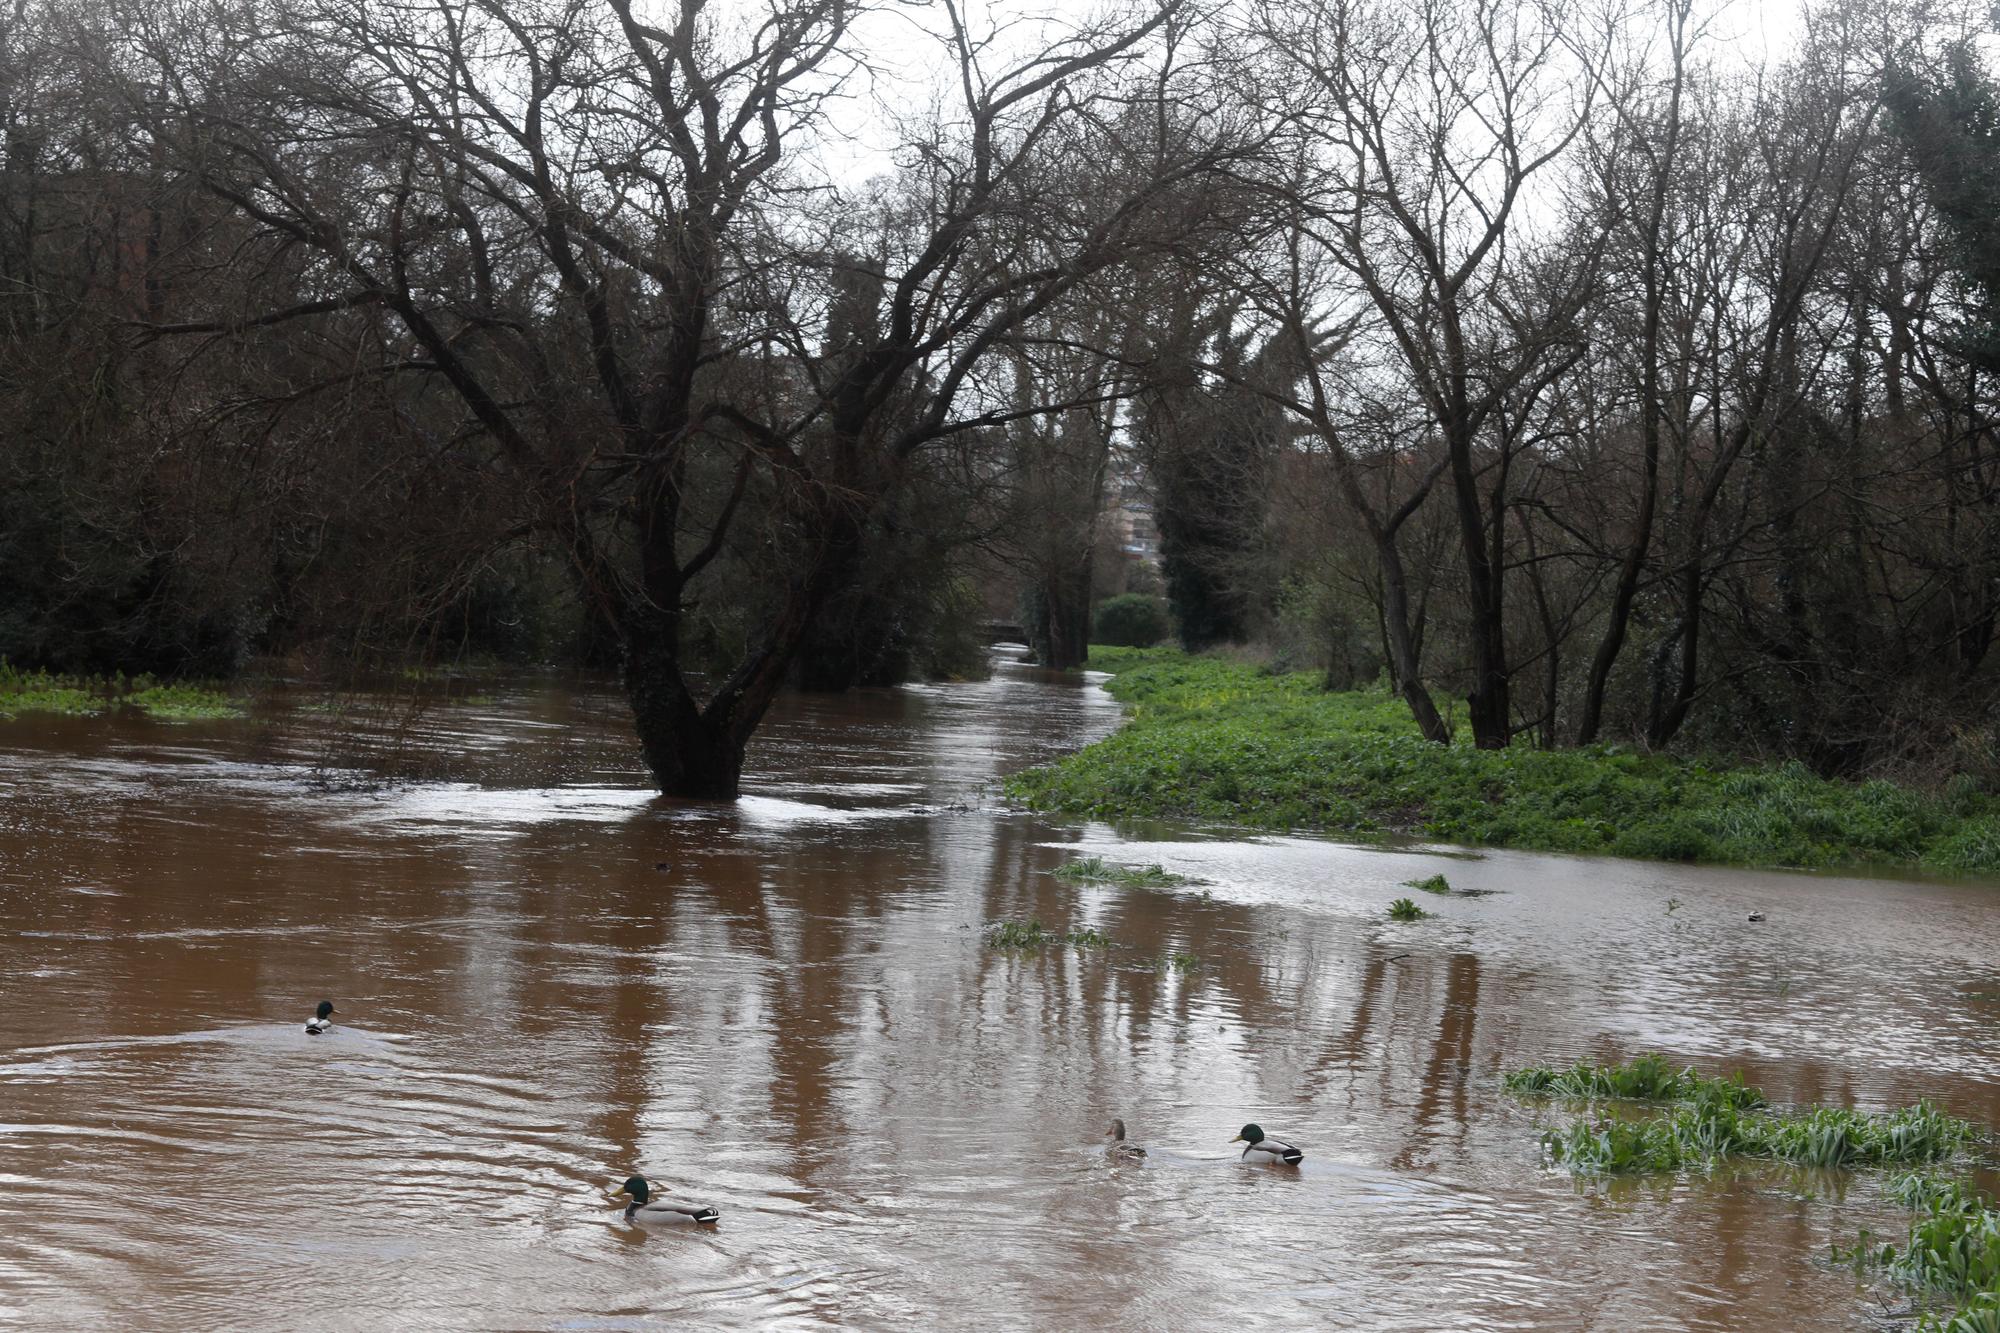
[2,649,1998,1330]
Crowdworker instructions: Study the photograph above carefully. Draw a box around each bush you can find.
[1093,594,1170,648]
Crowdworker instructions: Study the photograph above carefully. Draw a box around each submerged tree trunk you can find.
[1038,553,1094,670]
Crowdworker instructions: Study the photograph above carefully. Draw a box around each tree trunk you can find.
[1378,533,1451,743]
[621,608,750,798]
[1040,552,1093,670]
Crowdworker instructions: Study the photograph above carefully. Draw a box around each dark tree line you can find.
[8,0,2000,791]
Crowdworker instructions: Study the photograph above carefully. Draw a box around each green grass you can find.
[129,683,244,721]
[1873,1175,2000,1331]
[1508,1057,1979,1176]
[1052,856,1192,888]
[1511,1057,1974,1175]
[1004,649,2000,872]
[1504,1054,1766,1109]
[0,660,103,717]
[0,660,243,722]
[1540,1098,1974,1174]
[1387,897,1431,921]
[1407,873,1454,895]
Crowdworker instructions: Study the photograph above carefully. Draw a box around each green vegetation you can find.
[1504,1053,1765,1109]
[1406,873,1453,895]
[1,660,243,722]
[984,919,1113,952]
[1508,1058,1976,1176]
[1093,594,1171,649]
[1386,897,1431,921]
[0,660,102,717]
[1052,856,1192,888]
[1137,949,1201,973]
[129,683,245,721]
[1862,1174,2000,1332]
[1540,1099,1973,1174]
[1005,650,2000,872]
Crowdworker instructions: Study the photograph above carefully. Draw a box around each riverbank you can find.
[1004,649,2000,874]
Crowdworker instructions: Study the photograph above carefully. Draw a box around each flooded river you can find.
[2,650,1997,1329]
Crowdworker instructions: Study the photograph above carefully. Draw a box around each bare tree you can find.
[103,0,1255,795]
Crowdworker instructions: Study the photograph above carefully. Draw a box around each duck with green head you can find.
[305,1000,335,1035]
[1231,1123,1303,1165]
[609,1176,719,1226]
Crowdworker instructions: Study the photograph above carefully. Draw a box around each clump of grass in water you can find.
[985,919,1056,950]
[1504,1053,1766,1109]
[130,683,244,721]
[0,660,244,722]
[1406,873,1453,895]
[1537,1096,1974,1175]
[1054,856,1192,888]
[1835,1174,2000,1331]
[984,919,1113,952]
[1136,949,1200,974]
[0,659,106,718]
[1387,897,1431,921]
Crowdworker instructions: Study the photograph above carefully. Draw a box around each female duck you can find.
[1103,1118,1146,1163]
[305,1000,335,1035]
[610,1176,720,1226]
[1231,1123,1303,1165]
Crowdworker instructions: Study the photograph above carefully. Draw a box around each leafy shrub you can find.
[1093,594,1170,649]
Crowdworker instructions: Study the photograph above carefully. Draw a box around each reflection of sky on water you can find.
[0,649,1996,1327]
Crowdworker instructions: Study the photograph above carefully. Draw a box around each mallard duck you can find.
[609,1176,719,1226]
[305,1000,336,1035]
[1103,1118,1146,1162]
[1232,1123,1303,1165]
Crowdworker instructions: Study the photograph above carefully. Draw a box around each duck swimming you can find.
[1232,1123,1304,1165]
[1103,1118,1146,1163]
[305,1000,335,1035]
[610,1176,719,1226]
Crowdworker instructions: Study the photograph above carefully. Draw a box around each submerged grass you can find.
[984,919,1113,952]
[1541,1099,1974,1174]
[1509,1059,1977,1176]
[0,660,243,722]
[1386,897,1431,921]
[1052,856,1192,888]
[1407,873,1454,895]
[1504,1053,1766,1109]
[1840,1174,2000,1331]
[1137,949,1201,974]
[0,661,101,717]
[129,683,244,720]
[1004,649,2000,873]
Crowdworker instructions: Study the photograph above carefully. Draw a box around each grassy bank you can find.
[1005,649,2000,874]
[0,661,244,722]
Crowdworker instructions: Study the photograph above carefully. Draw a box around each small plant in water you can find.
[1837,1173,2000,1331]
[985,919,1114,952]
[1054,856,1193,888]
[1406,873,1453,895]
[1503,1053,1766,1109]
[1387,897,1431,922]
[1512,1057,1977,1179]
[985,919,1057,950]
